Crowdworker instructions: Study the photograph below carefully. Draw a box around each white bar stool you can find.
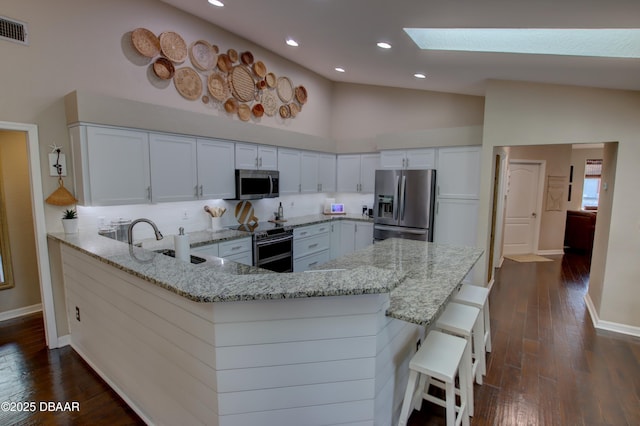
[453,284,492,353]
[435,302,485,416]
[398,330,470,426]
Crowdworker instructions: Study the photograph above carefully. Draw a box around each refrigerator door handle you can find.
[400,175,407,220]
[393,175,400,220]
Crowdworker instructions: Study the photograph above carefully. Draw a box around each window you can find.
[582,159,602,210]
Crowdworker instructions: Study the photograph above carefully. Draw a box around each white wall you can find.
[479,80,640,329]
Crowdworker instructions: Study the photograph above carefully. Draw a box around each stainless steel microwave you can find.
[231,169,279,200]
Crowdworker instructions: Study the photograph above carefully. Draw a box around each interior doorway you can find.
[0,121,57,348]
[502,160,545,255]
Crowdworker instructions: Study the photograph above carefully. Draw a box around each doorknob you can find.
[531,212,537,217]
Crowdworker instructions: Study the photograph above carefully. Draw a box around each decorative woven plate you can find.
[252,103,264,118]
[189,40,216,71]
[295,85,308,104]
[230,65,255,102]
[224,98,239,114]
[279,104,291,119]
[289,102,300,118]
[241,51,254,65]
[227,49,238,63]
[253,60,267,78]
[207,73,228,101]
[238,104,251,121]
[132,28,160,58]
[173,67,202,100]
[159,31,187,63]
[153,57,175,80]
[217,53,232,73]
[261,91,277,116]
[265,72,277,88]
[277,76,293,102]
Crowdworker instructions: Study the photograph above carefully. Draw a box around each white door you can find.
[503,162,542,255]
[300,151,319,193]
[359,153,380,193]
[235,143,258,169]
[317,154,336,192]
[197,139,235,199]
[258,145,278,170]
[149,133,198,203]
[336,155,361,192]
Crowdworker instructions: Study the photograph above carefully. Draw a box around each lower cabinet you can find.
[335,221,374,259]
[191,237,253,266]
[293,223,331,272]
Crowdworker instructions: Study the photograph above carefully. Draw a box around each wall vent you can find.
[0,16,28,45]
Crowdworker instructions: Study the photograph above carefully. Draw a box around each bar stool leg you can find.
[462,341,474,417]
[484,299,492,352]
[445,379,456,426]
[473,318,486,384]
[458,348,471,426]
[398,370,419,426]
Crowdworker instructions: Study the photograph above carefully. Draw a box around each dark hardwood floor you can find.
[1,251,638,425]
[409,251,640,426]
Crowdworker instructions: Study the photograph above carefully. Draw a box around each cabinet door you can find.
[406,148,436,170]
[339,221,356,255]
[437,146,481,199]
[329,222,341,260]
[258,146,278,170]
[85,126,151,205]
[354,222,374,251]
[317,154,336,192]
[191,243,219,257]
[224,251,253,266]
[149,133,198,203]
[336,155,361,193]
[379,150,406,169]
[277,148,301,195]
[235,143,258,169]
[300,151,319,193]
[359,154,380,193]
[434,198,479,246]
[197,139,235,199]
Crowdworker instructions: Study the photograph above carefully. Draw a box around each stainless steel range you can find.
[230,222,293,272]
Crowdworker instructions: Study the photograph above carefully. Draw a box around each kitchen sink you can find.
[154,249,207,265]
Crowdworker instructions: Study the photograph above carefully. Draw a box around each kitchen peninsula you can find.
[48,216,482,425]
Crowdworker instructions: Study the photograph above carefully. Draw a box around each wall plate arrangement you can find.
[130,27,308,122]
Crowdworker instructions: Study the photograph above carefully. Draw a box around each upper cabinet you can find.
[317,153,336,193]
[149,133,198,203]
[70,125,151,206]
[196,139,235,199]
[436,146,481,199]
[337,153,379,193]
[277,148,302,195]
[235,143,277,170]
[379,148,436,170]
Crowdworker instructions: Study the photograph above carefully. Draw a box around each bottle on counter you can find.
[277,202,284,220]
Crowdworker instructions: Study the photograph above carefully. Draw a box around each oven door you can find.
[254,234,293,272]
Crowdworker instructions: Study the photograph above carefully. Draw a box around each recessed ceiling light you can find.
[414,73,426,79]
[403,28,640,58]
[335,67,345,73]
[377,42,392,49]
[208,0,224,7]
[286,38,299,47]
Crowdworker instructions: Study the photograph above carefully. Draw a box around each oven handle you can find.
[255,234,293,246]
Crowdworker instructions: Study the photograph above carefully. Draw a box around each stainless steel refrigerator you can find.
[373,169,436,241]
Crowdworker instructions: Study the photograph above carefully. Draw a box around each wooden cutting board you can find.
[234,200,258,225]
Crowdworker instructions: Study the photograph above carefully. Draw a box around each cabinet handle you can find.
[319,227,326,232]
[406,158,410,168]
[194,185,199,197]
[299,183,301,192]
[300,232,308,236]
[255,157,259,167]
[147,186,152,201]
[309,243,318,248]
[259,157,263,167]
[402,158,406,168]
[199,185,203,197]
[308,261,318,267]
[436,201,439,215]
[437,186,440,196]
[231,245,242,251]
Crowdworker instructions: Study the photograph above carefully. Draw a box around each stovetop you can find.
[228,221,292,238]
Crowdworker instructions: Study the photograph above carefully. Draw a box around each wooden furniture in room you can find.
[564,210,597,251]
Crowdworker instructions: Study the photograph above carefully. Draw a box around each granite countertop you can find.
[48,214,482,326]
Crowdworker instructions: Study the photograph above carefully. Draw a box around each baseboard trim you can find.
[584,294,640,338]
[0,303,42,322]
[70,342,152,425]
[57,334,71,347]
[537,249,565,256]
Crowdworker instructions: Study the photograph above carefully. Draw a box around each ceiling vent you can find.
[0,16,28,45]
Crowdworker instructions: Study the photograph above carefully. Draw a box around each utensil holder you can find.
[211,217,223,231]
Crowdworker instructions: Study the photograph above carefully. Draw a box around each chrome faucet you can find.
[127,218,163,245]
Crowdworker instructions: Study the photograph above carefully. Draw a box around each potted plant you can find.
[62,208,79,234]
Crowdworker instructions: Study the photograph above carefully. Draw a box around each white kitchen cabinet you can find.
[300,151,319,193]
[196,139,235,199]
[224,250,253,266]
[317,154,336,192]
[329,221,342,260]
[380,148,436,170]
[149,133,198,203]
[434,198,479,247]
[219,237,252,258]
[277,148,301,195]
[191,243,219,257]
[436,146,481,199]
[293,223,331,271]
[235,143,277,170]
[335,221,373,257]
[336,153,379,193]
[70,125,151,206]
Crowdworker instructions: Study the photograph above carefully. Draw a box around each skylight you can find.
[403,28,640,58]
